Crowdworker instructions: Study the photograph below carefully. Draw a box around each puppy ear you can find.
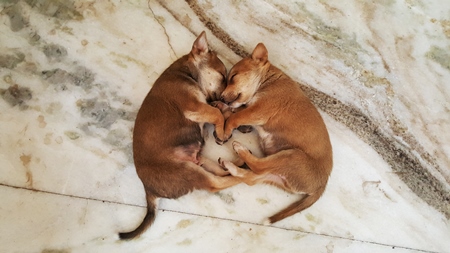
[251,43,268,64]
[191,31,209,56]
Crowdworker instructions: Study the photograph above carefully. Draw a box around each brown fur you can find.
[119,32,242,239]
[217,43,333,224]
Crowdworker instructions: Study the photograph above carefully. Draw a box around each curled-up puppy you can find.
[119,32,242,240]
[218,43,333,224]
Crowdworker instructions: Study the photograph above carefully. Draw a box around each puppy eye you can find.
[229,73,237,83]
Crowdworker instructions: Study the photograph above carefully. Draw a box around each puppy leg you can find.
[184,103,225,141]
[219,158,261,186]
[231,141,298,175]
[230,141,267,174]
[198,168,243,192]
[223,106,267,142]
[232,157,245,167]
[210,101,233,120]
[199,156,230,176]
[211,102,253,134]
[231,142,318,193]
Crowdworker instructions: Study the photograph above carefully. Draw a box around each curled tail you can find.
[268,186,326,224]
[119,193,157,240]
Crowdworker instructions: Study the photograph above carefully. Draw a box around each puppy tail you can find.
[268,186,326,224]
[119,193,157,240]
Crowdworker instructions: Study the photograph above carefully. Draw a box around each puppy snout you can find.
[220,93,240,105]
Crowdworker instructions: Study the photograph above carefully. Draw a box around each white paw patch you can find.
[232,141,246,153]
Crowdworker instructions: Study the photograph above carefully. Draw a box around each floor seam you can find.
[0,183,439,253]
[159,208,439,253]
[0,183,144,208]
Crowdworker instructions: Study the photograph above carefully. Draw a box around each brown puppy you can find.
[119,32,242,239]
[218,43,333,224]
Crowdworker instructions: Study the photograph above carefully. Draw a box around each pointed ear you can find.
[251,43,268,64]
[191,31,209,56]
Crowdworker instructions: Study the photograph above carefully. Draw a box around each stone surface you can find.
[0,1,449,252]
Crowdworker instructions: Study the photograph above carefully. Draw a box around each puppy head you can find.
[221,43,269,108]
[188,31,227,102]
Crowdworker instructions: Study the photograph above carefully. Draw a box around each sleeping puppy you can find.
[119,32,242,239]
[217,43,333,224]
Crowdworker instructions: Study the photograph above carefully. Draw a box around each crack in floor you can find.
[147,0,178,60]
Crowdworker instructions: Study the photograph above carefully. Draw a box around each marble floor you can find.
[1,0,449,252]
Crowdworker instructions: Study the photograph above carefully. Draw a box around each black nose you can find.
[220,95,225,103]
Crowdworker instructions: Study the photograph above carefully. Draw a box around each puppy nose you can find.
[220,95,225,103]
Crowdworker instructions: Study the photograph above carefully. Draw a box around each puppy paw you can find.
[218,158,228,171]
[210,101,230,112]
[214,131,231,145]
[213,130,221,144]
[232,141,253,156]
[218,158,241,177]
[237,125,253,133]
[232,141,249,154]
[210,100,224,108]
[213,131,229,145]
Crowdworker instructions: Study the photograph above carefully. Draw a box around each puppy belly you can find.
[201,124,263,162]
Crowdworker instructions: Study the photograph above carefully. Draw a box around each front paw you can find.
[237,125,253,133]
[210,101,228,111]
[213,131,231,145]
[211,101,233,119]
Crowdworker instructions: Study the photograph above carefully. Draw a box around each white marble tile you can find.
[0,0,449,253]
[0,185,434,253]
[0,185,139,253]
[0,0,172,205]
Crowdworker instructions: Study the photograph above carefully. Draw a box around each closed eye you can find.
[229,73,237,83]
